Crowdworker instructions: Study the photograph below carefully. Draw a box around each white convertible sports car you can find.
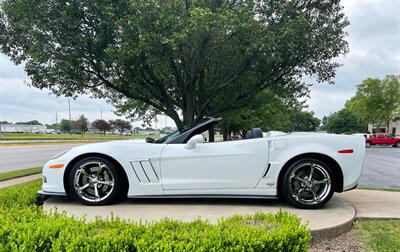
[39,117,365,209]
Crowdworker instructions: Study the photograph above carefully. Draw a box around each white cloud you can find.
[306,0,400,118]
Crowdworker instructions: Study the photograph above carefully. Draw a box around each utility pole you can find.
[68,98,72,133]
[101,107,103,120]
[56,111,58,130]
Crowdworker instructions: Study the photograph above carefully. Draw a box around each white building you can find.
[0,124,47,133]
[137,129,160,135]
[368,119,400,136]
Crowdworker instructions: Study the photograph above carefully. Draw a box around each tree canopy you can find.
[73,115,89,136]
[109,119,132,133]
[321,108,366,134]
[0,0,349,127]
[346,75,400,130]
[91,119,111,135]
[218,88,320,139]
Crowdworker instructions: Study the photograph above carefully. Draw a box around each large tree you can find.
[91,119,111,135]
[346,75,400,131]
[321,108,366,134]
[59,119,72,133]
[73,115,89,137]
[0,0,349,128]
[109,119,132,133]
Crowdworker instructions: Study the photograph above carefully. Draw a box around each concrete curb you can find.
[311,211,355,243]
[0,173,42,189]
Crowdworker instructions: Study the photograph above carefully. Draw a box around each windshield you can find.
[155,118,211,143]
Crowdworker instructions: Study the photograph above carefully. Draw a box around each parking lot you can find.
[359,147,400,189]
[359,147,400,188]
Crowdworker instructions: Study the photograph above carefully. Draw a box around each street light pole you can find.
[68,98,72,134]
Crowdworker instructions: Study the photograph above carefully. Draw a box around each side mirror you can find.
[185,134,204,149]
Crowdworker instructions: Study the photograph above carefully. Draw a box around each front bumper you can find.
[40,159,68,194]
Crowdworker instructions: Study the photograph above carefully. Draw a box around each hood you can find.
[69,138,147,151]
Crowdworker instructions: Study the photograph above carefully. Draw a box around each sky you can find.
[0,0,399,128]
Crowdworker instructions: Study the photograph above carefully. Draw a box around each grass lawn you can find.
[357,220,400,252]
[0,167,42,182]
[358,187,400,192]
[1,133,159,141]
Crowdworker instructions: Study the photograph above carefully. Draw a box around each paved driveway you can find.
[358,147,400,189]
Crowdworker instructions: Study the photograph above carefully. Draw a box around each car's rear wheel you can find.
[395,142,400,148]
[366,141,371,148]
[68,157,124,205]
[281,158,334,209]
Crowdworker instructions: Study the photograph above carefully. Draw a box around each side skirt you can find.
[128,194,278,199]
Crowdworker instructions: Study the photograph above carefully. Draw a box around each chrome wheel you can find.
[73,161,115,203]
[288,162,331,206]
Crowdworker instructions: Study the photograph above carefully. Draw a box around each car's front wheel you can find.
[281,158,334,209]
[395,142,400,148]
[366,141,371,148]
[68,157,125,205]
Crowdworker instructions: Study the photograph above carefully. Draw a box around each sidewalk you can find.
[337,189,400,219]
[0,174,42,189]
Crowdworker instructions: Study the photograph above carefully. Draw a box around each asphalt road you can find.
[0,144,82,172]
[0,144,399,189]
[358,147,400,189]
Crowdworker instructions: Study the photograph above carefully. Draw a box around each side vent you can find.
[262,163,271,178]
[130,159,160,184]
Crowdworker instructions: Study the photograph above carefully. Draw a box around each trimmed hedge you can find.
[0,181,311,251]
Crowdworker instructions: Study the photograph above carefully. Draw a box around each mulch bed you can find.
[309,229,363,252]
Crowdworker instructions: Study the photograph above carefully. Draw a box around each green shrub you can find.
[0,181,311,251]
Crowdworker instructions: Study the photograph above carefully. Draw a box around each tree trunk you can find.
[387,121,390,134]
[223,128,228,141]
[208,127,215,142]
[183,85,195,125]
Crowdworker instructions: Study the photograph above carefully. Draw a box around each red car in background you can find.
[365,133,400,148]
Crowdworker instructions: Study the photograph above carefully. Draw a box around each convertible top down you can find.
[39,117,365,209]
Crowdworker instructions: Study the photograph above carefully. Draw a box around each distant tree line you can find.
[58,116,133,136]
[0,120,43,125]
[321,75,400,134]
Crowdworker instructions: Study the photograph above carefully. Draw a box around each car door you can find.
[159,138,269,190]
[376,133,385,144]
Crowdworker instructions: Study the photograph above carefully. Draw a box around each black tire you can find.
[280,158,335,209]
[67,157,125,206]
[366,141,371,148]
[395,142,400,148]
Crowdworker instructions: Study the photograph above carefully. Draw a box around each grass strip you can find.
[357,219,400,252]
[1,133,159,140]
[0,167,42,182]
[357,187,400,192]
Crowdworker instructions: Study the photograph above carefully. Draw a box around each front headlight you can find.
[51,149,70,159]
